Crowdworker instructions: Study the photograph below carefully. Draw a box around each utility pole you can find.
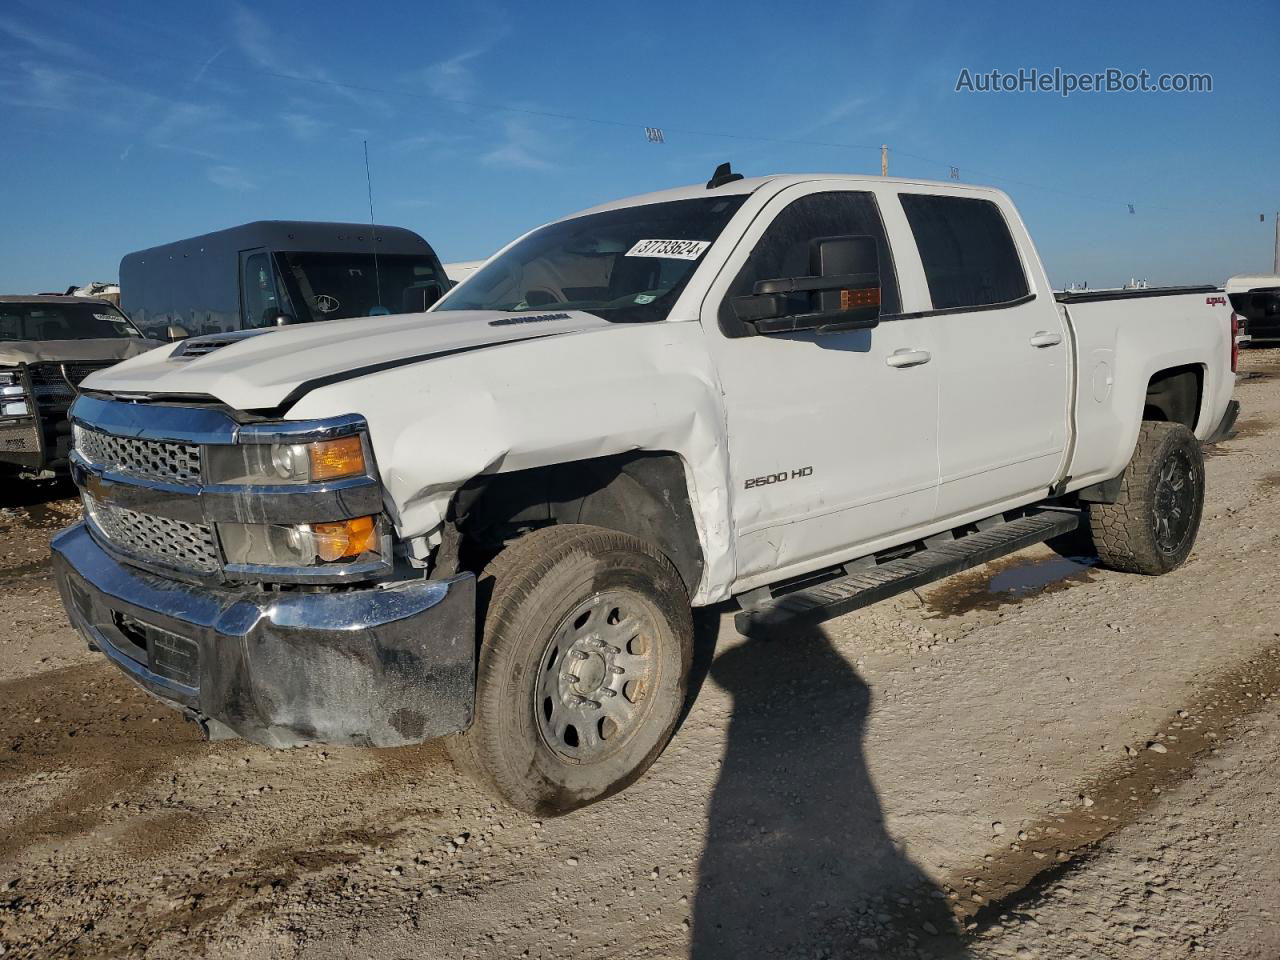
[881,144,888,177]
[1274,211,1279,274]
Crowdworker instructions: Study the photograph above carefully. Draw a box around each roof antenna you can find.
[363,140,383,310]
[706,161,744,189]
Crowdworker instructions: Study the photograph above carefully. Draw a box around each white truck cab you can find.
[53,167,1239,812]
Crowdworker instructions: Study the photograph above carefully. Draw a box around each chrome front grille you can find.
[83,495,220,574]
[74,425,202,485]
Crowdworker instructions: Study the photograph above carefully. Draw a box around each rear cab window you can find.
[898,194,1029,310]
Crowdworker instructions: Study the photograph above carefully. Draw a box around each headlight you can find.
[206,434,369,485]
[0,369,29,418]
[219,514,382,567]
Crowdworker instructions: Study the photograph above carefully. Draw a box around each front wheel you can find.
[1088,421,1205,575]
[446,525,693,815]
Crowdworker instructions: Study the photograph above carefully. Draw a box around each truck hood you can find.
[80,309,618,410]
[0,338,161,366]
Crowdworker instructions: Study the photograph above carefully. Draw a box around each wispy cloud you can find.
[0,14,83,59]
[415,48,485,111]
[207,164,256,191]
[231,4,390,115]
[821,94,874,126]
[388,130,470,156]
[191,46,226,87]
[230,4,274,69]
[481,115,556,171]
[0,62,76,110]
[281,111,326,142]
[148,100,259,154]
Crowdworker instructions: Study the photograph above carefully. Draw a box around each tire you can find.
[1087,421,1205,575]
[446,524,693,815]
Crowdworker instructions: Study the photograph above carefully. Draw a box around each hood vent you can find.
[171,328,273,361]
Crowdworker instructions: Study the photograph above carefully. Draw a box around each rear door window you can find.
[898,194,1029,310]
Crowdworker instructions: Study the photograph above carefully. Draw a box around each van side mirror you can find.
[732,235,883,335]
[166,324,189,342]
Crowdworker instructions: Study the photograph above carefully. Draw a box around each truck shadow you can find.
[690,626,967,959]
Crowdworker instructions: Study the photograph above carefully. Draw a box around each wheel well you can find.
[448,451,704,592]
[1143,365,1202,430]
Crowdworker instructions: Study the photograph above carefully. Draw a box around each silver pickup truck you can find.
[0,296,158,479]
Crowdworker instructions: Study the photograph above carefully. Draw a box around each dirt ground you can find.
[3,352,1280,960]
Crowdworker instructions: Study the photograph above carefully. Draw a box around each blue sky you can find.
[1,0,1276,293]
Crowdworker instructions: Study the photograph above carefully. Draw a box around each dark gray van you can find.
[119,221,448,339]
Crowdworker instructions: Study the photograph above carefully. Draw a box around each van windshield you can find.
[436,196,748,323]
[274,252,444,324]
[0,301,143,341]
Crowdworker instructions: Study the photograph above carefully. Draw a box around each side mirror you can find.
[732,235,883,335]
[166,324,189,342]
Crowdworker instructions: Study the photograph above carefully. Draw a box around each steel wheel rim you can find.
[1152,448,1196,554]
[534,590,661,764]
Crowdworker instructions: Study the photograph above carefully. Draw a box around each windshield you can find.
[273,252,444,324]
[0,301,142,341]
[437,196,748,323]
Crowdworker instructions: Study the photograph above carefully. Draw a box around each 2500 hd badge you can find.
[744,465,815,489]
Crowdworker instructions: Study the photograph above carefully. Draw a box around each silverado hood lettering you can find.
[80,310,616,410]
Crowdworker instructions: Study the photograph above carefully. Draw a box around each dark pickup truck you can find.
[0,296,158,479]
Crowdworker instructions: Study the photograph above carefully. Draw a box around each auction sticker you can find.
[625,239,710,260]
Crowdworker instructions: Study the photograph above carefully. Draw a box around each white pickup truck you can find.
[52,167,1240,813]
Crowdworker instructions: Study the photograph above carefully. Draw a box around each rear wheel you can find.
[446,525,693,815]
[1087,421,1205,575]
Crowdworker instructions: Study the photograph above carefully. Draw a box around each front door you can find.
[702,183,941,589]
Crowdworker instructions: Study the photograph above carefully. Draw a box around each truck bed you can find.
[1060,285,1234,496]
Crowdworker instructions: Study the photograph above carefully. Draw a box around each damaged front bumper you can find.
[52,521,476,748]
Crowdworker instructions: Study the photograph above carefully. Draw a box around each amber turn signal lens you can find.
[311,515,378,561]
[307,435,366,481]
[839,286,881,309]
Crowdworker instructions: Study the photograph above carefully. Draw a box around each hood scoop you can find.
[171,328,274,361]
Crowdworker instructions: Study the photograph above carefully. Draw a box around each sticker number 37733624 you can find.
[625,239,711,260]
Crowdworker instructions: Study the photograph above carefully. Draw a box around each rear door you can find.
[702,182,941,588]
[895,190,1071,518]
